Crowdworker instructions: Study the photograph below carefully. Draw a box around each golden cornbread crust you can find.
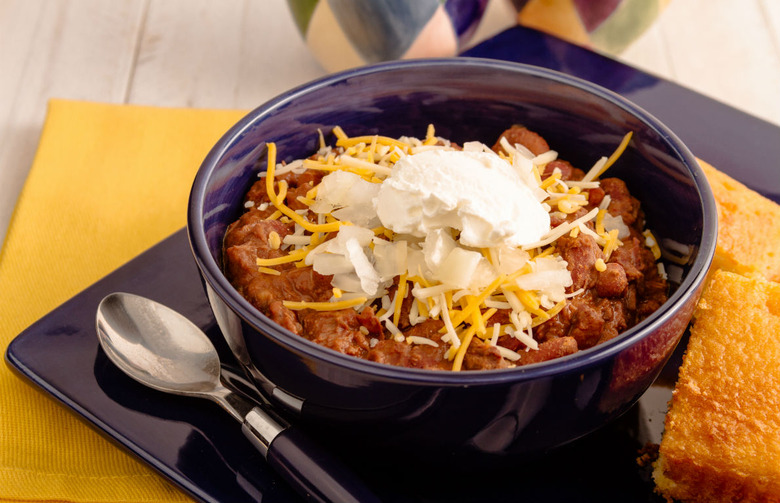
[699,160,780,282]
[653,270,780,502]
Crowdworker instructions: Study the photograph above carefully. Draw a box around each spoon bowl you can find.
[97,292,222,395]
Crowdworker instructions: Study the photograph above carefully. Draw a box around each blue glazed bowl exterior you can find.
[188,58,716,462]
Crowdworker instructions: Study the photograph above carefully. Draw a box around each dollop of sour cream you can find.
[375,148,550,248]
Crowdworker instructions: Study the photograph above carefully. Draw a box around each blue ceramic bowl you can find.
[188,58,716,464]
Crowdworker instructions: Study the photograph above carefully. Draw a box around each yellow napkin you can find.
[0,99,247,502]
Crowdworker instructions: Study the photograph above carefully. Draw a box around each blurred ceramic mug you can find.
[286,0,490,72]
[511,0,668,55]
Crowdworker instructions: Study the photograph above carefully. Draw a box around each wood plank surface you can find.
[0,0,146,246]
[643,0,780,126]
[128,0,323,108]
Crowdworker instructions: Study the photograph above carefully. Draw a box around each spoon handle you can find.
[242,407,380,503]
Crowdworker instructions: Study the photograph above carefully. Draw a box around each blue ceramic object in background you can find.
[187,58,717,466]
[287,0,489,71]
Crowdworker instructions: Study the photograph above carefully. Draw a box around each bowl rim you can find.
[188,57,717,387]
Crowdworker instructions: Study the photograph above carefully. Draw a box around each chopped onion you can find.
[423,229,456,275]
[343,237,380,295]
[602,213,630,239]
[436,247,483,289]
[310,171,381,227]
[372,239,408,281]
[311,254,354,275]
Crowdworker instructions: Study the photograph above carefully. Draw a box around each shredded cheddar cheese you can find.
[451,325,479,370]
[283,297,367,311]
[582,131,633,182]
[256,248,309,266]
[643,229,662,260]
[392,273,408,327]
[602,229,622,261]
[258,266,282,276]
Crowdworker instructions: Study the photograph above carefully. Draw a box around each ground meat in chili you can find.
[223,126,669,371]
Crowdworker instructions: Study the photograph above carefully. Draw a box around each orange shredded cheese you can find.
[602,229,622,261]
[643,229,662,260]
[283,297,367,311]
[393,273,408,327]
[451,325,479,370]
[582,131,633,182]
[256,248,309,266]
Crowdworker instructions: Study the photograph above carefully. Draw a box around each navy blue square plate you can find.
[6,26,780,502]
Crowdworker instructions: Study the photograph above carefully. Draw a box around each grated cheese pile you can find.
[255,125,641,371]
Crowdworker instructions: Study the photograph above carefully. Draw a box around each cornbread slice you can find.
[653,270,780,502]
[699,159,780,281]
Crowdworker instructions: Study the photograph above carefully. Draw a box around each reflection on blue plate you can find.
[6,25,780,503]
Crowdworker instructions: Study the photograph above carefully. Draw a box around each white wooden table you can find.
[2,0,779,250]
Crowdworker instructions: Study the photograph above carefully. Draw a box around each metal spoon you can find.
[96,292,378,503]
